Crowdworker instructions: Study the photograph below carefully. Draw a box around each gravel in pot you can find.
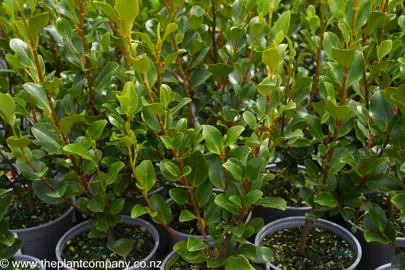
[255,217,362,270]
[56,216,159,270]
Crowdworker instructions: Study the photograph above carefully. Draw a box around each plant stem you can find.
[211,0,217,61]
[308,0,325,114]
[26,181,36,215]
[379,0,387,43]
[388,193,395,220]
[280,66,292,136]
[126,144,180,242]
[298,219,312,254]
[76,0,95,114]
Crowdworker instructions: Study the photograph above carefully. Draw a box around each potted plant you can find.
[1,179,45,270]
[253,0,373,267]
[0,90,75,261]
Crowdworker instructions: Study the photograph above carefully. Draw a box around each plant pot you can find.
[160,250,178,270]
[12,207,74,261]
[255,217,362,270]
[253,164,311,224]
[375,264,398,270]
[55,216,160,270]
[345,220,405,270]
[12,254,46,270]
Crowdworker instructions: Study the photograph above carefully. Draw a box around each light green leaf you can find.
[255,197,287,210]
[63,143,93,161]
[0,93,16,125]
[314,192,338,208]
[23,83,51,113]
[262,47,280,69]
[187,238,208,252]
[180,210,197,222]
[115,0,139,22]
[377,40,392,60]
[135,160,156,193]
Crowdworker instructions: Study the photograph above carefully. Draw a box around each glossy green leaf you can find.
[63,143,93,161]
[86,120,108,142]
[28,12,49,38]
[332,48,355,67]
[32,123,62,154]
[214,194,240,214]
[107,239,134,257]
[179,210,197,222]
[93,62,119,91]
[225,256,254,270]
[23,83,51,114]
[0,93,16,125]
[135,160,156,193]
[169,188,188,205]
[377,40,392,60]
[203,125,223,155]
[314,192,338,208]
[185,151,208,186]
[255,197,287,210]
[60,114,85,136]
[87,195,105,212]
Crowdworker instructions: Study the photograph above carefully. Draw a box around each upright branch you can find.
[308,0,325,114]
[75,0,95,115]
[211,0,217,61]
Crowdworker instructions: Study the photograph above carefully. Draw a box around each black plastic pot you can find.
[11,207,74,261]
[253,164,311,224]
[55,216,160,270]
[255,217,362,270]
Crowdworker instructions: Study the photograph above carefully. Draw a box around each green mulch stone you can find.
[165,253,266,270]
[260,227,356,270]
[354,193,405,237]
[5,196,69,230]
[62,223,154,270]
[262,169,306,207]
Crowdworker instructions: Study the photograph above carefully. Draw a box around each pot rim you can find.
[55,216,160,270]
[262,164,312,211]
[255,216,362,270]
[13,254,45,270]
[11,206,74,234]
[160,250,178,270]
[375,263,397,270]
